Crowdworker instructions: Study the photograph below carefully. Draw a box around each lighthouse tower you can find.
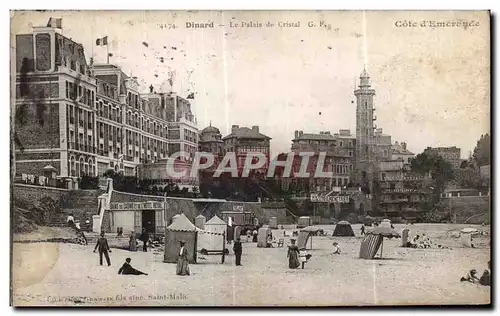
[354,67,377,193]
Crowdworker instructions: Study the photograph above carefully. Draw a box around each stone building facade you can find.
[14,25,198,183]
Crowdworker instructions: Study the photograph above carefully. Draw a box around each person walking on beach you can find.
[252,229,258,242]
[176,240,190,276]
[118,258,148,275]
[93,231,111,266]
[129,231,137,252]
[139,228,149,252]
[360,225,365,235]
[233,237,243,266]
[287,239,300,269]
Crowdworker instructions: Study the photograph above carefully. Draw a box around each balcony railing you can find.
[68,142,96,153]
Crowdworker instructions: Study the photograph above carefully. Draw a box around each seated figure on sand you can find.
[332,242,341,255]
[118,258,148,275]
[460,269,480,283]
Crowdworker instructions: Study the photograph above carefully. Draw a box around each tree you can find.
[411,151,454,205]
[472,133,490,167]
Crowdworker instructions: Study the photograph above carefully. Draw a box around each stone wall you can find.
[442,196,490,224]
[14,184,69,209]
[13,184,103,227]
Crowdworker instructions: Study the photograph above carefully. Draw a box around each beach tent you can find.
[205,216,227,235]
[333,221,355,237]
[195,214,206,229]
[170,214,181,225]
[257,227,272,248]
[359,226,400,259]
[363,216,375,226]
[359,234,384,259]
[460,228,479,247]
[164,213,198,264]
[297,226,323,250]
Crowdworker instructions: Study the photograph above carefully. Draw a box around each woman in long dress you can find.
[129,232,137,252]
[287,239,300,269]
[176,240,190,276]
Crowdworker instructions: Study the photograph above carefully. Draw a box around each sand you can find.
[11,223,490,306]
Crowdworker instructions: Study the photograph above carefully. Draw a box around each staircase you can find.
[47,189,104,227]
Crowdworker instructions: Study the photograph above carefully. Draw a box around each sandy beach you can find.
[12,223,490,306]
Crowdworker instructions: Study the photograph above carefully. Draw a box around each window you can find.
[339,141,343,147]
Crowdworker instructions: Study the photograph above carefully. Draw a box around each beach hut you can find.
[359,226,400,259]
[297,226,323,250]
[195,214,206,229]
[164,213,198,264]
[269,216,278,229]
[257,227,272,248]
[297,216,311,228]
[332,221,355,237]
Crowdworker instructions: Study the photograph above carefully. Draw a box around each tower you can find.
[354,67,376,193]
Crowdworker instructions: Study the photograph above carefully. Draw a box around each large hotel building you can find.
[14,25,198,184]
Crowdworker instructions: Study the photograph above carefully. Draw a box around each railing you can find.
[68,142,97,153]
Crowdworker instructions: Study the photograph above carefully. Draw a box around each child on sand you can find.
[460,269,480,283]
[332,242,341,255]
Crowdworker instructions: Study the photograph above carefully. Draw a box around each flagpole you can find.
[107,44,109,64]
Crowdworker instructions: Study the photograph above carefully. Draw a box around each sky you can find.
[10,10,490,158]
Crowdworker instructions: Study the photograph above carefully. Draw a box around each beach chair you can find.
[278,238,284,247]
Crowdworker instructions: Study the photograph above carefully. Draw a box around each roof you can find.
[167,213,197,231]
[205,215,226,225]
[337,220,351,225]
[222,127,271,140]
[201,126,220,134]
[195,214,206,219]
[393,149,415,155]
[294,133,335,141]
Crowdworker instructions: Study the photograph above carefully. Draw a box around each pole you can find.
[222,231,226,264]
[380,238,384,258]
[106,44,109,64]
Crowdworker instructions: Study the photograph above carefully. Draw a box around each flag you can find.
[108,53,113,57]
[47,18,62,29]
[96,36,108,46]
[186,92,195,100]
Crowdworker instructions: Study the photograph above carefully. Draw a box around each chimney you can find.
[231,125,239,133]
[325,131,331,135]
[402,142,407,151]
[252,125,259,133]
[299,131,303,137]
[294,130,299,139]
[319,131,324,135]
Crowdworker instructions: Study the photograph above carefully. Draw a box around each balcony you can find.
[97,150,109,156]
[68,142,96,154]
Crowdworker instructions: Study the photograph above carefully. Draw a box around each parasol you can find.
[461,227,479,234]
[366,226,400,258]
[300,226,324,233]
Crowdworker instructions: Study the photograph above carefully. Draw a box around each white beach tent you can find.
[198,215,227,252]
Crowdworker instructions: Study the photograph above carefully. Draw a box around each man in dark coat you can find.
[118,258,148,275]
[93,231,111,266]
[233,237,243,266]
[139,228,149,252]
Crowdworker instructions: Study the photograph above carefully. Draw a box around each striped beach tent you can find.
[359,234,383,259]
[359,226,400,259]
